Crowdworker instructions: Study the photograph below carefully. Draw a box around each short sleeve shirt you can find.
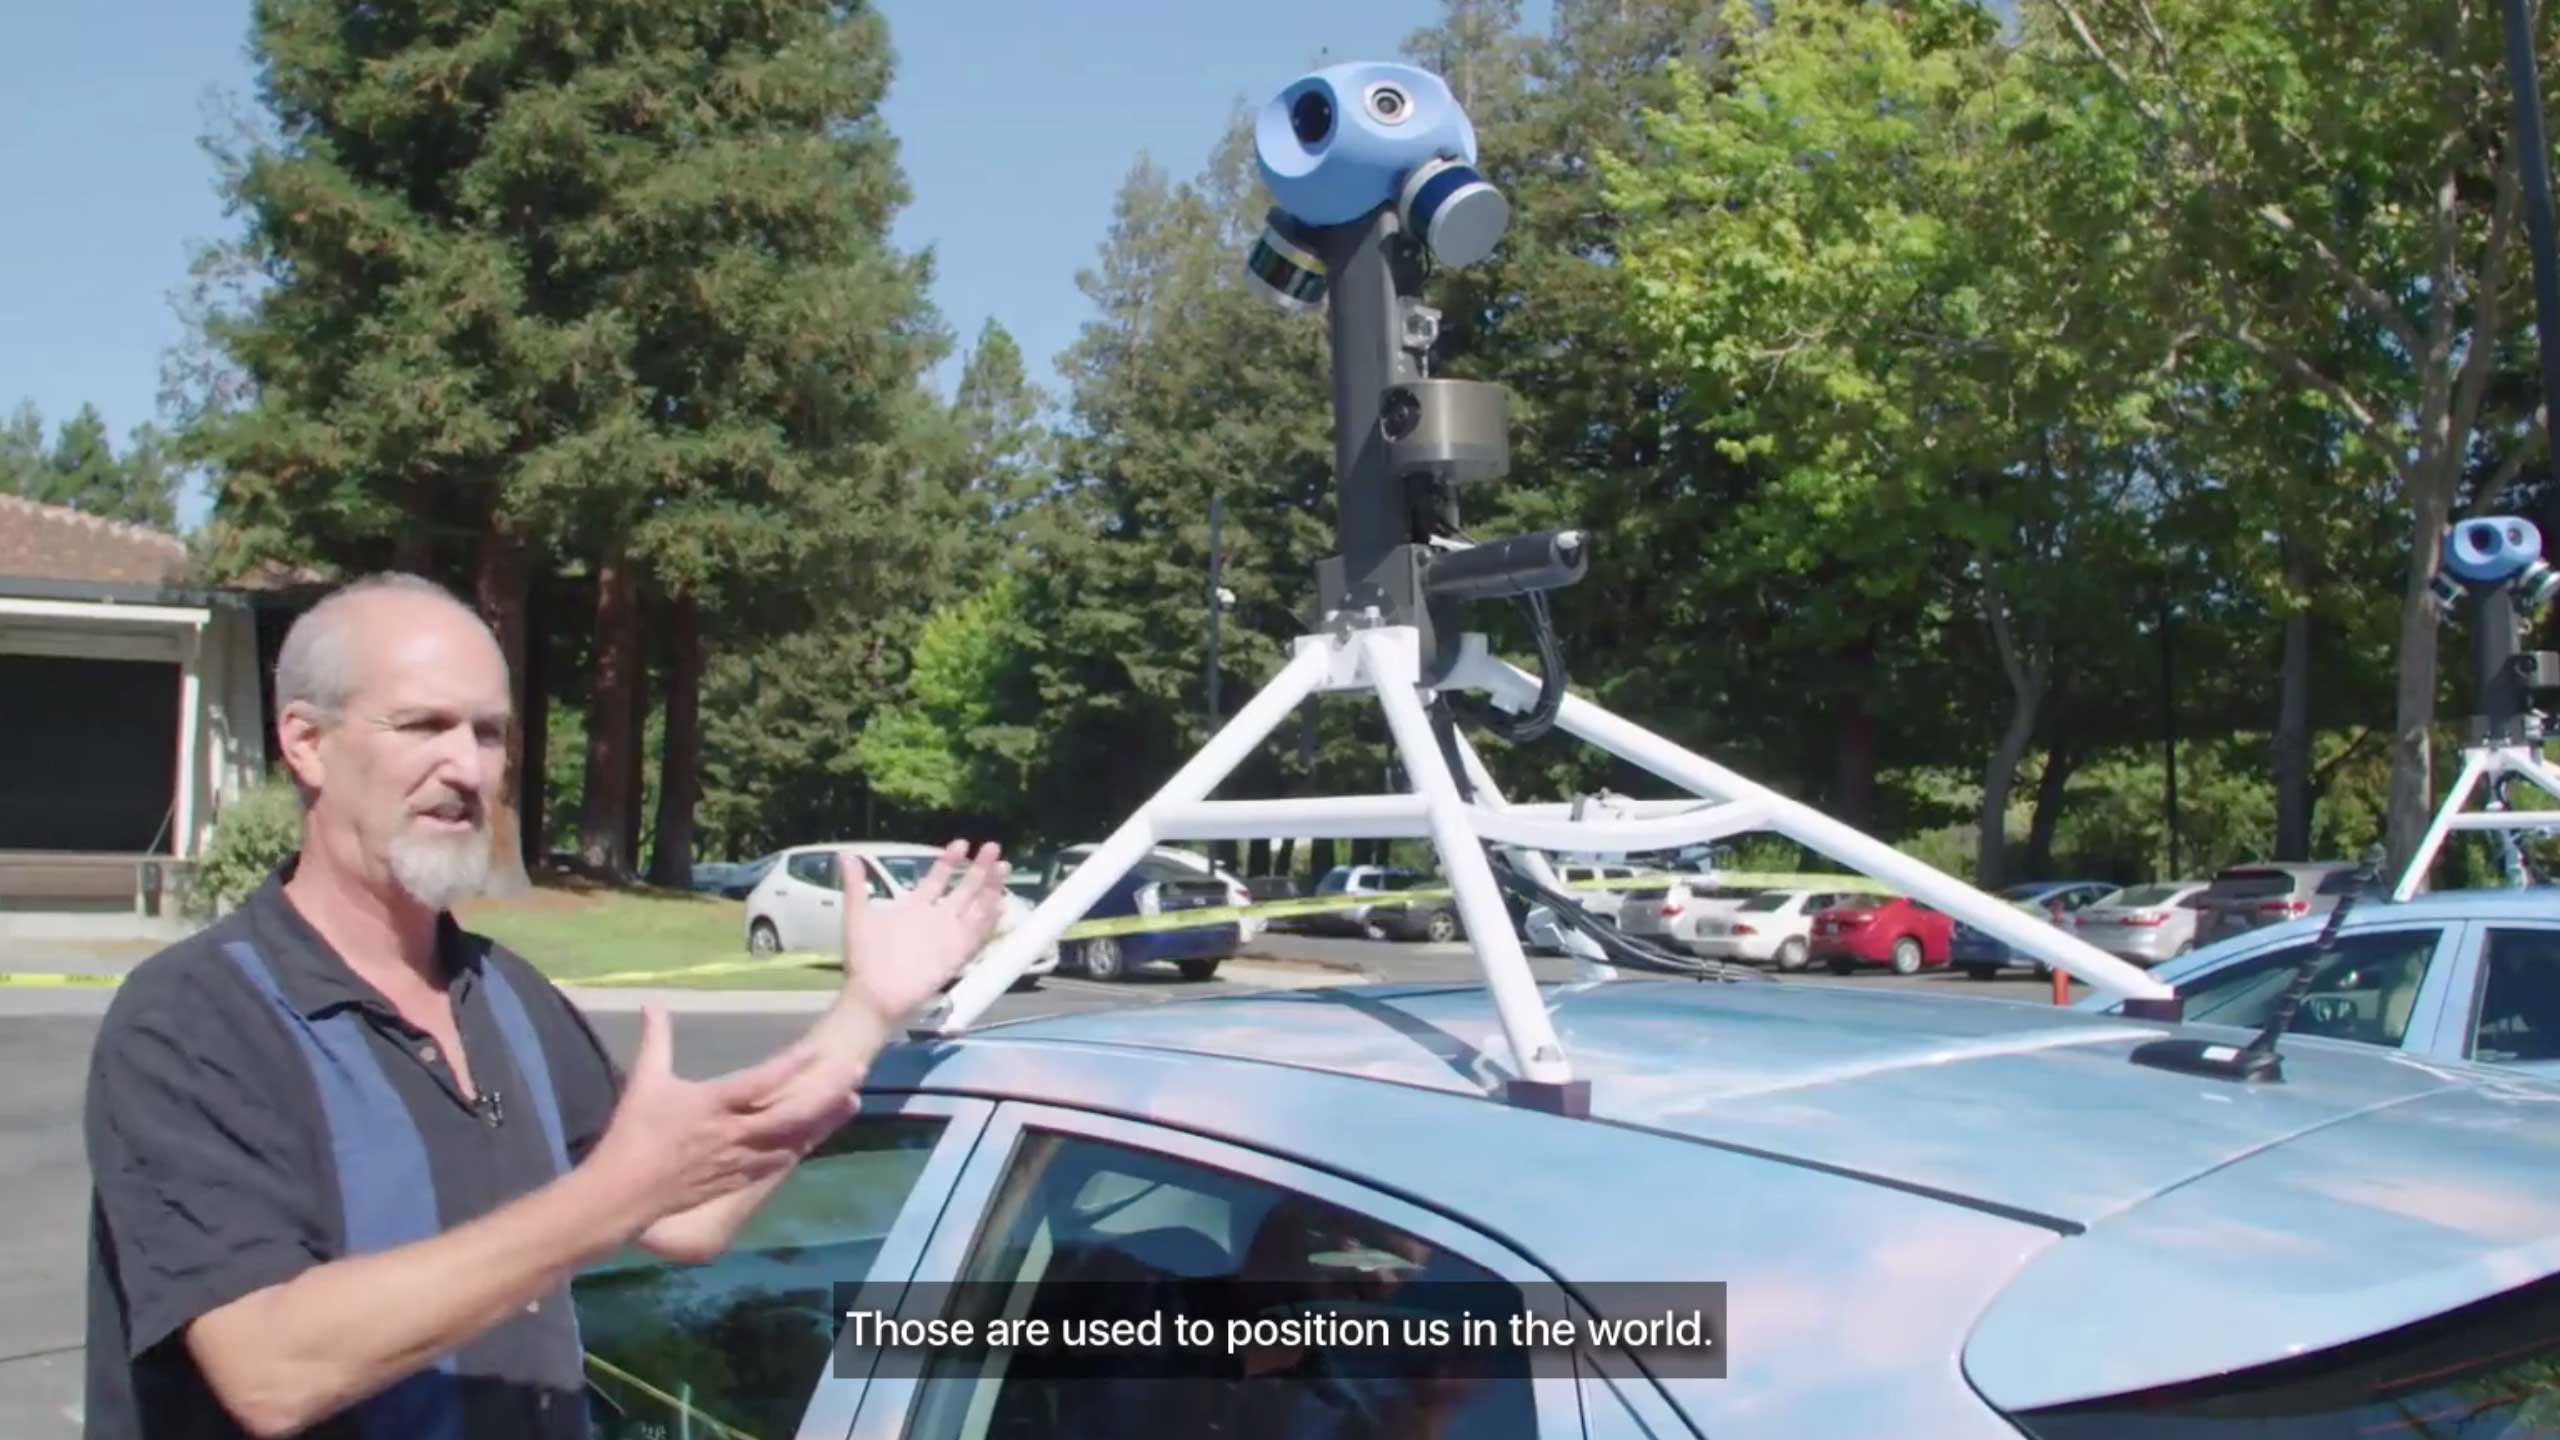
[82,861,623,1440]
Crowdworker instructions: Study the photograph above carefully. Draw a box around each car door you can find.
[780,851,842,951]
[841,1103,1607,1439]
[573,1095,994,1440]
[2426,921,2560,1075]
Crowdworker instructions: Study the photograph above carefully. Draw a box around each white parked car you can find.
[742,842,1058,984]
[1687,888,1870,970]
[1062,843,1262,941]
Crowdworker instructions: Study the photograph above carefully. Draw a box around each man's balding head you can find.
[274,574,513,913]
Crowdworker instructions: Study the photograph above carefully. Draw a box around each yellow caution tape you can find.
[583,1351,763,1440]
[0,871,1910,991]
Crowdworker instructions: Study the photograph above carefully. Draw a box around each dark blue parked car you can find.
[1953,880,2119,979]
[1036,851,1240,983]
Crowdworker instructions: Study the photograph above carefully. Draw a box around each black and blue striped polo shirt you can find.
[82,860,623,1440]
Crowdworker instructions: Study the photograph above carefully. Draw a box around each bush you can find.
[192,776,305,917]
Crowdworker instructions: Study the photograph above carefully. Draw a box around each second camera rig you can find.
[2396,515,2560,896]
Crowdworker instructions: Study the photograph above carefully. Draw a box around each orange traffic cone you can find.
[2051,966,2070,1005]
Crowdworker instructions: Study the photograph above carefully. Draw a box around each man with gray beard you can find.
[81,573,1009,1440]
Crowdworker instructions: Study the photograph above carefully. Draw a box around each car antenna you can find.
[2125,846,2385,1083]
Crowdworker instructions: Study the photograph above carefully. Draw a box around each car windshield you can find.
[1998,883,2053,901]
[1737,892,1794,912]
[1315,868,1352,894]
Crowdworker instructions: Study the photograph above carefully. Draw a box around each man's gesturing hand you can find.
[585,1003,853,1233]
[841,839,1009,1023]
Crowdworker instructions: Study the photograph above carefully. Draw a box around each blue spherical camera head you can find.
[1237,61,1580,693]
[1244,62,1510,312]
[2435,515,2560,615]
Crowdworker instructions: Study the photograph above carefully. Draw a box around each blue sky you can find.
[0,0,1514,530]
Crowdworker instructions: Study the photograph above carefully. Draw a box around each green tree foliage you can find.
[0,400,181,529]
[1602,0,2181,884]
[854,572,1039,821]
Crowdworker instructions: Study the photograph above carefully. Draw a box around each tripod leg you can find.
[1363,631,1584,1106]
[1445,725,1617,980]
[919,641,1336,1036]
[1449,648,2173,1001]
[2393,747,2490,902]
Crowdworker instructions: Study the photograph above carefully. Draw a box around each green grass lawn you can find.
[452,875,839,989]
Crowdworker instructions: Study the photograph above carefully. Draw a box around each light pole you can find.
[1207,481,1223,732]
[2160,594,2181,879]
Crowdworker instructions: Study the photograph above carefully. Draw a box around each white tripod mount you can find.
[916,618,2175,1114]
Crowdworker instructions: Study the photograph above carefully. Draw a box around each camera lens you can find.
[1366,83,1411,125]
[1292,89,1333,146]
[1380,387,1423,441]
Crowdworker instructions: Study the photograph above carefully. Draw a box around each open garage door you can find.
[0,654,179,851]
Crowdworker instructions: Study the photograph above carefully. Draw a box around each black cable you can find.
[1427,695,1759,980]
[2238,847,2384,1067]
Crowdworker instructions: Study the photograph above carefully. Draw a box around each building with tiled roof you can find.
[0,496,303,914]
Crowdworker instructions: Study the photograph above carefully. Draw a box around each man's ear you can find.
[276,702,328,795]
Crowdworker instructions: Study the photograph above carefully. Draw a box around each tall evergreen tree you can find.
[176,0,939,885]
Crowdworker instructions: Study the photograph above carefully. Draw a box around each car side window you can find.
[786,851,841,890]
[575,1115,950,1440]
[2471,928,2560,1064]
[2176,928,2443,1047]
[852,858,894,900]
[900,1130,1541,1439]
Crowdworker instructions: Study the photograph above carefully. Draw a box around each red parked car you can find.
[1809,895,1954,975]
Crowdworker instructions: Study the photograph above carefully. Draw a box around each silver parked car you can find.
[2189,859,2363,944]
[1613,877,1759,950]
[572,968,2560,1440]
[2069,879,2209,966]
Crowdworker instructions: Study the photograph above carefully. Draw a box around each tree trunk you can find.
[520,572,549,866]
[2024,741,2079,878]
[1274,837,1296,877]
[2385,481,2455,887]
[1310,838,1337,879]
[1978,587,2050,892]
[1832,682,1878,831]
[473,520,532,898]
[392,484,434,572]
[578,548,641,877]
[622,597,650,869]
[646,596,703,889]
[1246,839,1271,876]
[2273,542,2314,860]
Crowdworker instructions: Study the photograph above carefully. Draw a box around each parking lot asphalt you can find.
[0,931,2074,1436]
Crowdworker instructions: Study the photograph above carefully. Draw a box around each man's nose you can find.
[436,723,497,794]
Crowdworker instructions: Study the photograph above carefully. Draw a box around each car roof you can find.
[783,840,945,857]
[875,976,2560,1416]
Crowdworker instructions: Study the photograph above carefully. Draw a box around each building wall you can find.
[192,604,270,854]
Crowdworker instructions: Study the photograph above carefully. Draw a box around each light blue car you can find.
[571,965,2560,1439]
[2074,885,2560,1075]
